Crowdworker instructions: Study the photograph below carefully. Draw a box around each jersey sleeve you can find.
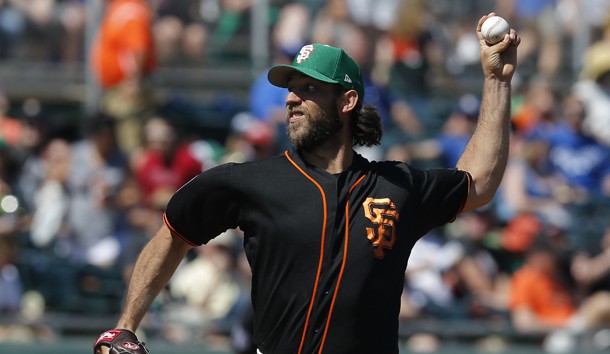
[164,163,241,246]
[411,167,470,236]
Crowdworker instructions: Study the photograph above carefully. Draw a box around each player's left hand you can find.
[93,329,150,354]
[477,12,521,82]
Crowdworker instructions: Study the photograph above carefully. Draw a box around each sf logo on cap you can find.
[296,45,315,64]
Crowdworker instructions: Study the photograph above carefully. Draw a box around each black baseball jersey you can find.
[164,148,470,354]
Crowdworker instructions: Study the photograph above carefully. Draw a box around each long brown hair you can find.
[350,103,383,147]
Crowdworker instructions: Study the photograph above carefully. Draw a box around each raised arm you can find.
[95,223,193,354]
[457,13,521,212]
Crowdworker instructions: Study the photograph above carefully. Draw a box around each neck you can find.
[301,142,354,174]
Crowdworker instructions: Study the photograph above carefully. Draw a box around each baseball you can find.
[481,16,510,45]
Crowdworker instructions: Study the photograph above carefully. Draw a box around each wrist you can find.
[484,76,512,87]
[116,320,137,333]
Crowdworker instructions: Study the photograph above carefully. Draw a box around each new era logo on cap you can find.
[267,43,364,101]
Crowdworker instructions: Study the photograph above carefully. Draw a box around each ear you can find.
[338,89,359,113]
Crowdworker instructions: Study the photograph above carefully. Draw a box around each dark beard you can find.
[287,107,343,151]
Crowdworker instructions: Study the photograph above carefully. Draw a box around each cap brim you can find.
[268,64,340,88]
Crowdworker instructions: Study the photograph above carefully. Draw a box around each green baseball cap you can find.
[268,43,364,101]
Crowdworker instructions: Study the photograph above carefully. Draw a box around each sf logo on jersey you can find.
[363,197,399,259]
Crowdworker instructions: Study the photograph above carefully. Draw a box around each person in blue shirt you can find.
[546,94,610,200]
[404,94,480,168]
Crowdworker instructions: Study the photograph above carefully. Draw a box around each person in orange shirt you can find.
[90,0,157,153]
[510,234,610,350]
[510,236,576,332]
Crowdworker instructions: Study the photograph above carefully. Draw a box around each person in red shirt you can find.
[90,0,157,153]
[131,117,203,209]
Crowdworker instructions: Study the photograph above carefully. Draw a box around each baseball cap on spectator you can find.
[501,213,542,253]
[231,111,274,148]
[268,43,365,102]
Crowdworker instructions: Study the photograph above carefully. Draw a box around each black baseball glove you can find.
[94,329,150,354]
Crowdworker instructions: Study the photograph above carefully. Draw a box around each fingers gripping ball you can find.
[94,329,150,354]
[481,16,510,45]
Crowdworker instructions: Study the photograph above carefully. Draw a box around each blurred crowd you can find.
[2,0,610,353]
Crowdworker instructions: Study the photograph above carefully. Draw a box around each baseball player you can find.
[94,13,520,354]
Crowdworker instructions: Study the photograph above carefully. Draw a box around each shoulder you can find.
[199,153,290,181]
[369,159,415,175]
[370,160,465,183]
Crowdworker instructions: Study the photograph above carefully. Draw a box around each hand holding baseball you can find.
[481,15,510,45]
[477,13,521,82]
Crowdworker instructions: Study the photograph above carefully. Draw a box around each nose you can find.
[285,90,301,106]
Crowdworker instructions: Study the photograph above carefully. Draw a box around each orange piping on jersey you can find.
[163,213,199,247]
[284,151,329,354]
[317,173,366,354]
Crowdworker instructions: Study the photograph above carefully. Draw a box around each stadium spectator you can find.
[404,231,471,320]
[0,0,25,59]
[546,94,610,200]
[0,90,22,148]
[19,114,133,315]
[496,130,571,227]
[571,225,610,297]
[247,2,308,151]
[166,230,249,343]
[58,0,86,62]
[379,0,443,134]
[8,0,63,61]
[28,138,71,249]
[206,0,253,62]
[448,210,510,318]
[510,233,610,350]
[64,114,129,268]
[343,0,400,32]
[404,210,509,322]
[497,0,565,79]
[130,116,203,209]
[511,77,557,137]
[225,112,276,163]
[405,93,480,169]
[0,227,22,315]
[90,0,157,153]
[509,234,576,333]
[573,40,610,147]
[152,0,209,66]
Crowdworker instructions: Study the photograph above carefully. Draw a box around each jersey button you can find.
[314,328,320,333]
[324,290,329,295]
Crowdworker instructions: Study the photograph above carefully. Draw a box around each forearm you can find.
[572,251,610,285]
[457,79,511,211]
[116,225,192,331]
[512,307,564,333]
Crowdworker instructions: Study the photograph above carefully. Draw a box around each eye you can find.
[287,83,317,95]
[305,84,317,93]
